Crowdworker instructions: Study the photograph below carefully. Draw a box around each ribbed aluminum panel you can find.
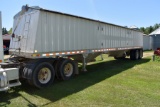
[10,8,143,58]
[143,36,151,50]
[34,11,143,53]
[10,9,40,54]
[150,35,160,50]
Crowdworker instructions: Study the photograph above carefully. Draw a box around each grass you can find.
[0,53,160,107]
[154,55,160,61]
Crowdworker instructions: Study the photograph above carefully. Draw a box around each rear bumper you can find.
[0,68,21,91]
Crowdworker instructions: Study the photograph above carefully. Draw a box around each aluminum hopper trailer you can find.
[0,5,143,91]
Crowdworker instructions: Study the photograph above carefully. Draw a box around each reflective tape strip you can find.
[67,52,71,54]
[32,54,36,57]
[72,52,75,54]
[31,48,139,57]
[56,53,59,55]
[42,54,46,56]
[46,54,50,56]
[32,54,40,57]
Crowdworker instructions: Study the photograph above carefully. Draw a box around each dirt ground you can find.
[4,55,10,59]
[143,51,154,58]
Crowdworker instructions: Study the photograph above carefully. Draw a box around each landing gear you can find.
[82,54,88,72]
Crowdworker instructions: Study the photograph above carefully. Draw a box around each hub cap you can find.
[38,67,51,84]
[64,63,73,77]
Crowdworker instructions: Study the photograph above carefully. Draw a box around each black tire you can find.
[27,79,34,86]
[54,58,65,79]
[138,49,143,59]
[58,59,76,80]
[130,50,139,60]
[23,67,34,86]
[135,50,139,60]
[32,62,55,88]
[130,50,135,60]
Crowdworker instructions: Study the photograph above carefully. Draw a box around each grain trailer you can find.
[0,5,143,91]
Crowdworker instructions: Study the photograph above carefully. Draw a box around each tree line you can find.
[139,23,160,35]
[2,27,12,35]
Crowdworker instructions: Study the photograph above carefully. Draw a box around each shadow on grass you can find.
[0,58,150,106]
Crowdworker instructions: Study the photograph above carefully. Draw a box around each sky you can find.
[0,0,160,30]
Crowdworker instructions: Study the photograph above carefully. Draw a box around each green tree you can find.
[2,27,8,35]
[139,23,160,35]
[8,28,12,34]
[153,23,160,30]
[145,26,154,35]
[140,27,145,33]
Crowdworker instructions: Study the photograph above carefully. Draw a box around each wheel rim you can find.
[64,63,73,77]
[38,67,51,84]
